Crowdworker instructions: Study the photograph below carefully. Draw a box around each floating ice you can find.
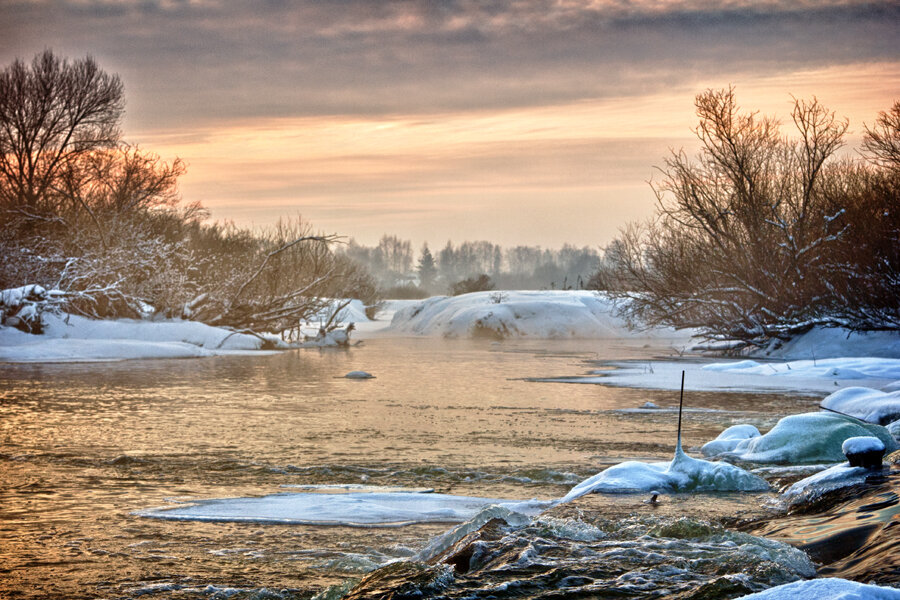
[701,424,761,457]
[558,446,768,502]
[707,412,898,464]
[736,577,900,599]
[821,386,900,425]
[137,491,551,527]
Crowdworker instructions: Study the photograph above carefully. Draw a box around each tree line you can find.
[594,88,900,347]
[0,51,376,336]
[342,236,601,297]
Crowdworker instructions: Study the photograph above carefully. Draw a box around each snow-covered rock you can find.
[821,387,900,425]
[388,291,687,339]
[841,436,885,455]
[558,446,768,501]
[707,413,898,464]
[700,424,761,457]
[736,578,900,599]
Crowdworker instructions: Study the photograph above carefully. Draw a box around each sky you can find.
[1,0,898,249]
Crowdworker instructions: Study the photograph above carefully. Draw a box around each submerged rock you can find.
[343,513,815,600]
[344,370,375,379]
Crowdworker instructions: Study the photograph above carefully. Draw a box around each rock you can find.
[842,436,885,469]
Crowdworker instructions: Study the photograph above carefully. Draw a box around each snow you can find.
[821,387,900,425]
[0,312,273,363]
[700,424,761,457]
[387,291,689,339]
[137,491,551,527]
[782,462,874,503]
[702,358,900,381]
[558,445,769,501]
[545,359,894,396]
[841,436,885,455]
[736,578,900,599]
[756,327,900,360]
[703,413,899,464]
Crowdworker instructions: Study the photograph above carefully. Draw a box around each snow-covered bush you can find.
[603,91,900,346]
[0,284,53,333]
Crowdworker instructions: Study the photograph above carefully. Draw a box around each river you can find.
[0,337,861,599]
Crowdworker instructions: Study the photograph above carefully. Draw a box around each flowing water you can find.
[0,337,872,599]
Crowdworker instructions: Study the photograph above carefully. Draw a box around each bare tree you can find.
[0,50,124,222]
[611,88,857,345]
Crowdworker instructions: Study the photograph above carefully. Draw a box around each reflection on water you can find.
[0,338,818,598]
[749,470,900,583]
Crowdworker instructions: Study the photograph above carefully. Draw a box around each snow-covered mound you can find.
[821,387,900,426]
[736,577,900,599]
[757,327,900,360]
[700,424,761,457]
[558,446,768,501]
[0,312,271,362]
[388,291,685,339]
[703,358,900,381]
[706,413,898,464]
[138,491,550,526]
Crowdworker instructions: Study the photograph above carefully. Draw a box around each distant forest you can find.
[341,237,606,297]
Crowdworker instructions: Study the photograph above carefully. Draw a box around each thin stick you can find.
[677,370,685,450]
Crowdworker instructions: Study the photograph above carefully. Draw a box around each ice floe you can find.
[821,386,900,425]
[736,577,900,599]
[704,413,898,464]
[138,491,551,527]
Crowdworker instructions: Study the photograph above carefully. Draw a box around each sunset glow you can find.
[3,1,897,246]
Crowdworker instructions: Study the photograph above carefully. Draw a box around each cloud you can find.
[2,0,896,130]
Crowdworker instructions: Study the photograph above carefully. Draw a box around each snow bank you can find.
[757,327,900,360]
[388,291,687,339]
[703,358,900,381]
[0,312,271,363]
[558,446,768,501]
[546,359,890,396]
[821,387,900,425]
[700,424,761,457]
[138,491,550,526]
[706,413,898,464]
[736,578,900,599]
